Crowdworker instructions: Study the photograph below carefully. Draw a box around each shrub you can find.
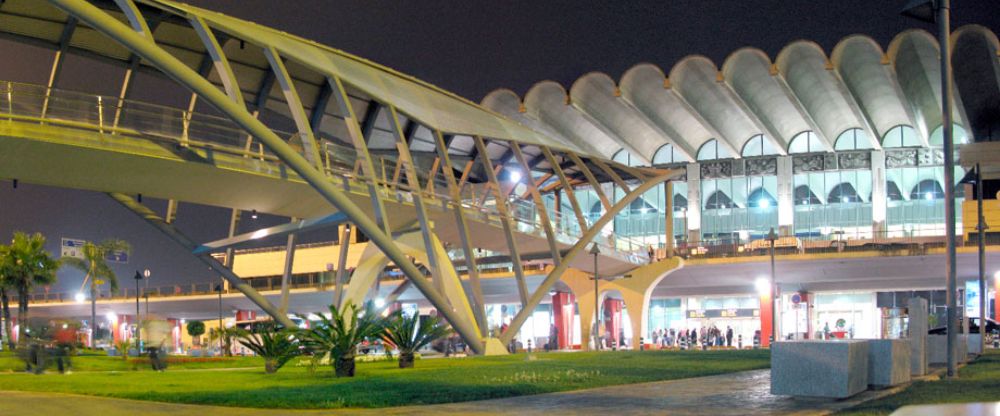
[298,301,386,377]
[382,312,449,368]
[236,323,299,374]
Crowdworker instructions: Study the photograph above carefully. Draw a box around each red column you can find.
[994,278,999,321]
[168,319,181,352]
[604,298,623,347]
[760,292,773,347]
[235,310,256,321]
[551,292,575,349]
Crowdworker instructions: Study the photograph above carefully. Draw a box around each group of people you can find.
[650,325,736,349]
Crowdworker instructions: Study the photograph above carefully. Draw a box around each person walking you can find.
[726,326,734,347]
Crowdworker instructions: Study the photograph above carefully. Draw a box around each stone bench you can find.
[771,340,869,398]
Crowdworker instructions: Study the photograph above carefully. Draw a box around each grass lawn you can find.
[0,351,263,372]
[836,350,1000,416]
[0,349,769,409]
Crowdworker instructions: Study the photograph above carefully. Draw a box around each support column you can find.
[777,156,794,236]
[994,277,999,321]
[759,289,774,347]
[665,181,674,257]
[551,291,575,349]
[604,298,623,349]
[871,150,887,237]
[686,163,701,243]
[235,310,256,322]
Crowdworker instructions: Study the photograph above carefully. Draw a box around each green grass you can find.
[836,350,1000,416]
[0,351,263,372]
[0,349,769,409]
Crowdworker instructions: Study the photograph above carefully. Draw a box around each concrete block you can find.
[771,340,869,398]
[867,339,911,387]
[928,334,969,365]
[907,297,928,376]
[968,334,982,355]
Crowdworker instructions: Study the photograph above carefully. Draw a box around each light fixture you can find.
[755,277,770,296]
[639,207,649,214]
[105,311,117,322]
[74,292,86,303]
[143,269,151,278]
[758,199,770,208]
[374,297,386,308]
[251,209,258,219]
[925,192,934,201]
[508,168,521,183]
[841,196,850,203]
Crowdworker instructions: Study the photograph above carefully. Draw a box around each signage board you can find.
[60,238,87,259]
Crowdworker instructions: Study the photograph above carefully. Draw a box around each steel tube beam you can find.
[511,143,562,264]
[500,173,674,344]
[568,153,612,211]
[193,212,348,255]
[279,233,295,314]
[542,147,588,233]
[51,0,485,354]
[334,224,351,306]
[107,192,295,328]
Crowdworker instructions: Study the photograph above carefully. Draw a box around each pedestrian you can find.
[647,245,655,263]
[726,326,734,347]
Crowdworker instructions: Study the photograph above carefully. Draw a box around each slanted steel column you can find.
[327,76,391,234]
[473,136,529,306]
[107,192,295,328]
[40,16,77,118]
[568,153,612,211]
[279,233,296,314]
[542,147,588,234]
[591,157,630,193]
[263,46,323,170]
[432,129,487,335]
[499,174,674,344]
[52,0,485,353]
[511,143,562,265]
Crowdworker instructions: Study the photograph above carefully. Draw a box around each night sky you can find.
[1,0,998,295]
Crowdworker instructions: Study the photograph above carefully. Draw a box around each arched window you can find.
[882,125,920,148]
[704,190,733,210]
[835,128,873,151]
[794,185,822,205]
[910,179,944,200]
[612,149,645,167]
[627,198,658,214]
[788,131,825,154]
[742,134,779,157]
[748,188,777,208]
[653,143,688,165]
[696,139,733,161]
[886,181,903,201]
[673,194,688,211]
[929,124,969,146]
[828,183,861,203]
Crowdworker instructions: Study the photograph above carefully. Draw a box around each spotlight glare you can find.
[925,192,933,201]
[758,199,770,208]
[374,297,386,308]
[755,277,770,296]
[508,169,521,183]
[74,292,86,303]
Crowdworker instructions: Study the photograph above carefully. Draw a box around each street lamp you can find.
[133,270,148,352]
[902,0,958,378]
[766,228,778,345]
[215,283,224,354]
[589,243,602,350]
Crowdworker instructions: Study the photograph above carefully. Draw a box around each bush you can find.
[298,301,387,377]
[236,323,299,374]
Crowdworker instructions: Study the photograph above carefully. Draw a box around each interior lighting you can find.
[841,196,850,203]
[74,292,86,303]
[758,199,770,208]
[105,311,117,322]
[374,297,386,308]
[251,209,258,219]
[925,192,934,201]
[508,169,521,183]
[755,277,770,296]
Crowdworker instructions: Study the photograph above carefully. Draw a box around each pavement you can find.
[0,369,910,416]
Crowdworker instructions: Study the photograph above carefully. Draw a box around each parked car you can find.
[928,317,999,335]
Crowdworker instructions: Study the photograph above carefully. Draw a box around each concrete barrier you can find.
[928,334,968,365]
[907,298,928,376]
[771,340,869,398]
[867,339,911,387]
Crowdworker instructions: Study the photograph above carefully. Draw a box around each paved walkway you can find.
[0,370,905,416]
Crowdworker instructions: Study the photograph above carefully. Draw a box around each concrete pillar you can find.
[686,163,701,243]
[760,290,774,347]
[995,278,999,321]
[777,156,794,236]
[604,298,623,348]
[664,181,674,257]
[551,291,575,349]
[871,150,887,237]
[908,297,929,376]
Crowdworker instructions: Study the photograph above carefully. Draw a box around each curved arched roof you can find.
[484,26,1000,164]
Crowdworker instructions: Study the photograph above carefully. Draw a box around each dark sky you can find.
[1,0,998,295]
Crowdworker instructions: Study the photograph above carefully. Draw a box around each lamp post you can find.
[133,270,145,352]
[902,0,958,378]
[975,164,987,355]
[215,283,224,353]
[590,243,601,351]
[766,227,778,345]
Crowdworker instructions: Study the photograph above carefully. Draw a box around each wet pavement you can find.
[0,369,909,415]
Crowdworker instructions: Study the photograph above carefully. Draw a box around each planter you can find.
[398,352,414,368]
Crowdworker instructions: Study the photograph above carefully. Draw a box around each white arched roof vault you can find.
[523,81,622,159]
[669,56,763,155]
[569,72,679,165]
[776,41,865,151]
[619,63,714,160]
[952,25,1000,142]
[832,35,918,148]
[480,89,588,154]
[721,47,813,151]
[887,30,944,142]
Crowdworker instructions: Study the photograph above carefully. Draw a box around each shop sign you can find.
[687,308,758,319]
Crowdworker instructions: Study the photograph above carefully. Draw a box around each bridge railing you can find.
[0,81,647,264]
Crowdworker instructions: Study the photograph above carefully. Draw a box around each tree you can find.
[382,311,450,368]
[62,239,129,346]
[186,320,206,345]
[209,326,240,356]
[236,322,299,373]
[298,301,386,377]
[0,243,14,350]
[0,232,60,345]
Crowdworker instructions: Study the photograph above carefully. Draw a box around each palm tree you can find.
[0,232,60,345]
[0,243,15,350]
[382,311,450,368]
[62,239,130,347]
[298,301,387,377]
[236,322,299,373]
